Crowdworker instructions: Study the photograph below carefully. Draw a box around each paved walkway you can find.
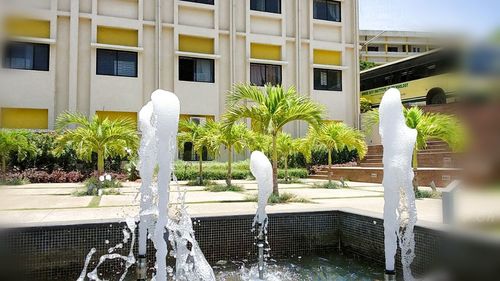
[0,179,497,227]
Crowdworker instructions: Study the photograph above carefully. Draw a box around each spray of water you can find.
[379,88,417,281]
[250,151,273,235]
[78,90,214,281]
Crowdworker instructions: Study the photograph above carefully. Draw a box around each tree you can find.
[177,119,213,185]
[276,132,300,182]
[360,60,377,71]
[311,122,367,183]
[201,121,251,186]
[0,130,37,178]
[363,106,465,190]
[55,112,138,175]
[223,84,324,195]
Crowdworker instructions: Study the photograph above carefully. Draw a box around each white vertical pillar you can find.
[68,0,80,112]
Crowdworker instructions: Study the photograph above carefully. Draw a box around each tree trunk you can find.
[284,154,289,183]
[198,149,203,185]
[328,149,332,183]
[412,148,419,193]
[272,134,279,196]
[97,149,105,175]
[226,145,232,186]
[1,156,6,180]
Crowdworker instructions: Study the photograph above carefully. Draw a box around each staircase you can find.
[310,140,462,187]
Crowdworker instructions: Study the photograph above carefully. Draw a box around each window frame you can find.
[3,41,50,71]
[180,0,214,5]
[250,63,282,86]
[250,0,282,14]
[96,48,138,78]
[178,56,215,83]
[313,68,342,91]
[313,0,341,22]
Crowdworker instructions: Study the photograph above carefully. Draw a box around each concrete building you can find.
[0,0,360,140]
[360,30,444,65]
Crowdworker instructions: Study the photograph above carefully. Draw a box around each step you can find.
[310,167,462,187]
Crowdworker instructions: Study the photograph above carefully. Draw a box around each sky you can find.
[359,0,500,38]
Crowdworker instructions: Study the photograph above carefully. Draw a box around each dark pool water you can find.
[213,253,384,281]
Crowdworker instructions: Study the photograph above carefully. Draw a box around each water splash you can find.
[77,218,137,281]
[379,88,417,280]
[250,151,273,236]
[138,90,214,281]
[78,90,214,281]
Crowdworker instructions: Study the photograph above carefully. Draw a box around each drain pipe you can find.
[256,222,266,280]
[384,270,396,281]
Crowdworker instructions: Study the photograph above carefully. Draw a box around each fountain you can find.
[77,90,215,281]
[379,88,418,281]
[250,151,273,280]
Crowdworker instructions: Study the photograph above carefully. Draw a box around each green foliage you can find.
[186,179,216,186]
[415,189,440,199]
[246,192,311,204]
[124,157,139,181]
[277,177,303,184]
[173,160,307,181]
[360,97,373,113]
[223,84,324,194]
[360,60,377,71]
[311,122,367,160]
[0,129,37,175]
[312,181,344,189]
[0,177,30,185]
[83,175,122,196]
[55,112,138,174]
[363,107,465,153]
[203,184,244,192]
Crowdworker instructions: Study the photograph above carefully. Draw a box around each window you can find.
[250,0,281,14]
[97,49,137,77]
[313,68,342,91]
[313,0,341,22]
[412,47,421,52]
[3,42,49,71]
[367,46,379,52]
[250,63,282,86]
[387,46,398,52]
[179,57,214,83]
[181,0,214,5]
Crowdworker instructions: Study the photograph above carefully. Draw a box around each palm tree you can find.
[0,129,37,178]
[55,112,138,175]
[276,132,299,182]
[177,119,213,185]
[223,84,324,195]
[311,122,367,183]
[363,106,465,190]
[201,121,251,186]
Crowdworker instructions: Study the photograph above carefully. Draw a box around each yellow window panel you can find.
[1,108,48,129]
[314,49,342,66]
[96,111,138,127]
[5,17,50,38]
[178,35,214,54]
[97,26,138,47]
[250,43,281,61]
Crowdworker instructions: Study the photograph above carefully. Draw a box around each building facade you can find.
[0,0,360,137]
[359,30,444,65]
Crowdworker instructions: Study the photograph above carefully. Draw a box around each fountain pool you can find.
[117,252,382,281]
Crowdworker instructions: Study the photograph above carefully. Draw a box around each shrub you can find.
[8,132,131,174]
[83,175,121,196]
[312,181,344,189]
[245,192,311,204]
[415,189,441,199]
[287,146,358,168]
[172,160,308,181]
[204,184,244,192]
[0,177,30,185]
